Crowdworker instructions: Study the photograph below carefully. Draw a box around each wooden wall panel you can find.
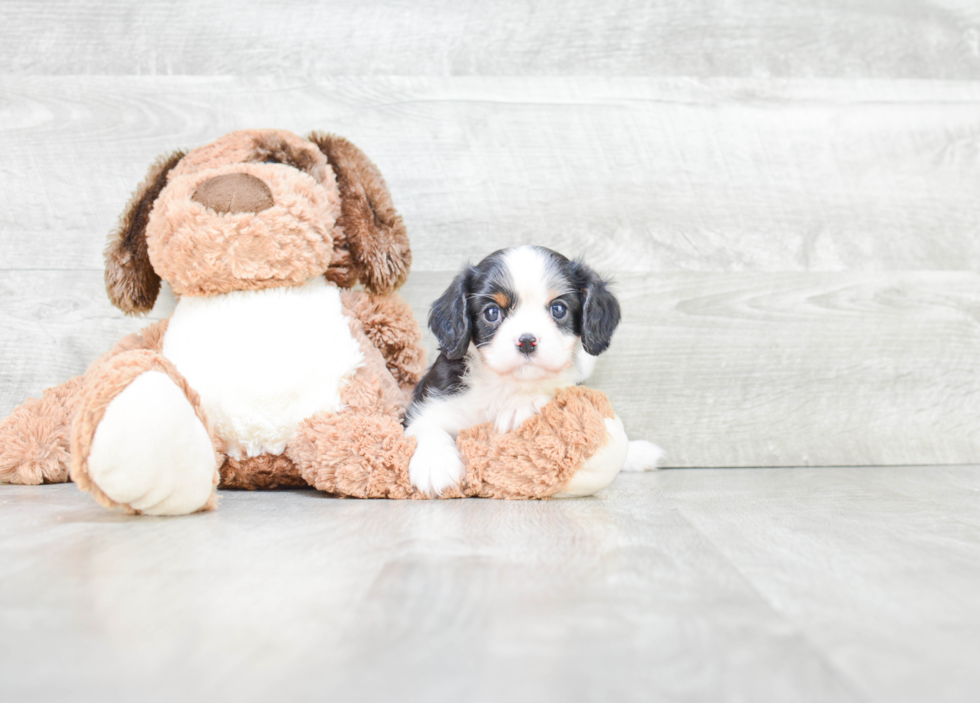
[1,1,979,78]
[2,77,979,273]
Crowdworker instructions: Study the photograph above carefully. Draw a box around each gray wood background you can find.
[1,1,979,467]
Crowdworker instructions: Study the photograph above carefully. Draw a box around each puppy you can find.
[405,245,663,496]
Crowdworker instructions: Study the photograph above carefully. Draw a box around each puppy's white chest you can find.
[162,278,364,458]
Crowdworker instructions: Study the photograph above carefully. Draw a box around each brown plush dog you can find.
[0,129,628,514]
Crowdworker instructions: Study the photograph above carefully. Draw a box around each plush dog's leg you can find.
[286,338,426,499]
[458,386,628,499]
[0,376,84,485]
[71,350,220,515]
[288,409,419,499]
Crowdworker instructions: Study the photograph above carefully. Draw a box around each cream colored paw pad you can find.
[88,371,216,516]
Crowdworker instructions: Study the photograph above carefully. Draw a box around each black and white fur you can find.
[405,245,663,497]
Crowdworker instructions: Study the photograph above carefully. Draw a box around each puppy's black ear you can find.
[573,261,621,356]
[428,268,473,360]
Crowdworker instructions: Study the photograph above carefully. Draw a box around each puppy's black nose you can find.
[517,334,537,355]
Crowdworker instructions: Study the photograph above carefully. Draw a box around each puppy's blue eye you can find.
[551,302,567,319]
[484,306,500,322]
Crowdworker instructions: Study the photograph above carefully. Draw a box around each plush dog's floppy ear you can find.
[429,269,473,360]
[572,261,621,356]
[105,150,185,314]
[307,132,411,295]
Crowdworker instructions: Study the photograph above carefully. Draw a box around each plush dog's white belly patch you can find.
[162,278,364,458]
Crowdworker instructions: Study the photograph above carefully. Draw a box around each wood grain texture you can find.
[656,466,980,703]
[1,76,979,274]
[3,469,980,702]
[600,271,980,467]
[1,0,979,78]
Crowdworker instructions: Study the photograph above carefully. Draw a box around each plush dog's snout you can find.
[517,334,537,355]
[192,173,274,214]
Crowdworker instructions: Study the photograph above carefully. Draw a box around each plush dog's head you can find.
[429,246,621,380]
[105,129,411,313]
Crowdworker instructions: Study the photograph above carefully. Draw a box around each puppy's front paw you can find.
[495,395,552,434]
[494,408,518,434]
[409,434,464,497]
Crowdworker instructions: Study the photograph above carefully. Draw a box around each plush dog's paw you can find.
[88,371,217,515]
[408,432,464,497]
[622,440,665,472]
[553,415,629,498]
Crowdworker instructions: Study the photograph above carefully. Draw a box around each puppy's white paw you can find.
[622,440,665,472]
[88,371,217,515]
[409,433,464,497]
[494,408,518,434]
[495,395,551,434]
[531,394,551,413]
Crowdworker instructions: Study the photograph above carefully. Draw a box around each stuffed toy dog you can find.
[0,129,629,514]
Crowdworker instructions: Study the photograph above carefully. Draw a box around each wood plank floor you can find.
[2,469,979,703]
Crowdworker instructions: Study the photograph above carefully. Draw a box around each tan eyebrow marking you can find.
[492,292,510,307]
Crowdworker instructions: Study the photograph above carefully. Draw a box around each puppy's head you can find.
[429,246,621,380]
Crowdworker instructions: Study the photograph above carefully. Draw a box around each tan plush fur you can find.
[0,376,84,485]
[289,412,417,499]
[0,129,624,511]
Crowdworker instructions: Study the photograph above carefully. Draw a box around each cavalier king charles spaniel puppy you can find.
[404,245,664,496]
